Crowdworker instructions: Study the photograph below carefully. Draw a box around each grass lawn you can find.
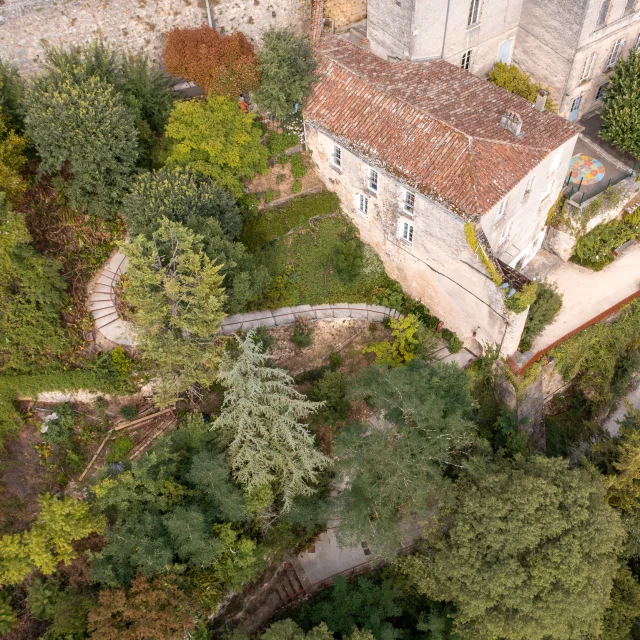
[243,192,398,310]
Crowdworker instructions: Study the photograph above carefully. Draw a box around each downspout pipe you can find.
[441,0,452,59]
[205,0,213,28]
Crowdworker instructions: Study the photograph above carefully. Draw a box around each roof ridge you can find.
[320,41,474,144]
[472,135,556,152]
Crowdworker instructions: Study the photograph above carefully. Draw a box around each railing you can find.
[564,161,639,205]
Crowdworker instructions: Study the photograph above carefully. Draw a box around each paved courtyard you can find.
[523,246,640,356]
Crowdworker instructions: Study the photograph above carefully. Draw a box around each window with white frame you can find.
[461,50,472,71]
[607,39,625,68]
[596,83,609,100]
[494,199,506,223]
[399,220,415,243]
[625,0,636,16]
[581,52,597,82]
[331,144,342,168]
[499,222,511,246]
[468,0,481,26]
[368,168,379,192]
[357,193,369,216]
[523,175,535,198]
[403,190,416,214]
[597,0,611,27]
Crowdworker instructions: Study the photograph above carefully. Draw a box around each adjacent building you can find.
[362,0,640,120]
[304,36,580,354]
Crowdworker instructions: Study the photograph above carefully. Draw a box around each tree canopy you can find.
[488,62,558,112]
[122,218,226,407]
[165,94,269,197]
[162,26,260,97]
[256,29,317,121]
[213,331,330,512]
[0,60,25,131]
[400,456,624,640]
[0,113,26,203]
[600,48,640,158]
[334,360,483,554]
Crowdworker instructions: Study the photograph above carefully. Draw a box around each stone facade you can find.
[366,0,640,119]
[305,125,537,355]
[0,0,311,75]
[325,0,367,29]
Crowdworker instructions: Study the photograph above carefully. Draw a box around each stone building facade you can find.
[0,0,311,75]
[364,0,640,120]
[305,36,579,355]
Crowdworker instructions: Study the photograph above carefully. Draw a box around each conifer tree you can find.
[600,48,640,158]
[213,331,330,512]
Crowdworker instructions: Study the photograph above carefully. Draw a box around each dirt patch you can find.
[249,157,323,205]
[267,318,392,375]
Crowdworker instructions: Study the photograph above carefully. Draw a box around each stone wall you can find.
[0,0,311,76]
[325,0,366,29]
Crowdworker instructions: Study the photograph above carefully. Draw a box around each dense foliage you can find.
[0,113,26,203]
[400,456,624,640]
[122,167,270,313]
[0,59,25,131]
[213,332,330,512]
[488,62,558,112]
[518,282,563,351]
[123,219,226,406]
[256,29,317,121]
[334,361,482,554]
[166,94,269,197]
[163,26,260,97]
[600,48,640,158]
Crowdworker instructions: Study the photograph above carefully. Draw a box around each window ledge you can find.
[466,23,481,31]
[398,237,414,246]
[330,163,343,174]
[365,187,378,197]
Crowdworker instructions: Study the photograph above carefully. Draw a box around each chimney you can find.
[500,111,523,137]
[535,89,548,112]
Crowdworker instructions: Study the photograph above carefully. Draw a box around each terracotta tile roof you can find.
[305,35,581,217]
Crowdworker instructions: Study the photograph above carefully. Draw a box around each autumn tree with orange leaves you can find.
[163,26,260,97]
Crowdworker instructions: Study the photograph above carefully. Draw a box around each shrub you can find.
[505,282,539,314]
[308,371,350,423]
[441,329,463,353]
[333,238,364,281]
[488,62,558,112]
[291,179,302,193]
[363,314,421,366]
[0,59,25,131]
[291,317,313,349]
[162,26,260,97]
[290,152,307,179]
[106,434,134,463]
[42,403,75,447]
[252,326,274,352]
[0,592,16,635]
[329,352,343,371]
[119,404,139,421]
[571,218,640,270]
[519,282,563,352]
[266,130,299,157]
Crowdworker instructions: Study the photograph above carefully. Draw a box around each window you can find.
[468,0,481,26]
[495,199,506,223]
[597,0,611,27]
[400,221,415,243]
[499,223,511,246]
[524,175,535,198]
[596,82,609,100]
[581,52,597,81]
[331,145,342,168]
[403,190,416,214]
[368,168,378,192]
[625,0,636,15]
[461,50,473,71]
[607,39,625,68]
[497,39,513,64]
[357,194,369,216]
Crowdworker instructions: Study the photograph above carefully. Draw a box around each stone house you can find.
[361,0,640,120]
[304,36,580,354]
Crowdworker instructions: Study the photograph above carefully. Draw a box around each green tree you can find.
[0,591,16,635]
[165,95,269,197]
[213,331,330,512]
[602,564,640,640]
[0,113,27,203]
[0,60,25,131]
[122,168,269,313]
[0,494,105,586]
[601,48,640,158]
[24,73,138,217]
[256,29,317,121]
[488,62,557,112]
[400,456,624,640]
[334,360,482,554]
[123,219,226,407]
[87,574,195,640]
[0,195,70,375]
[259,621,375,640]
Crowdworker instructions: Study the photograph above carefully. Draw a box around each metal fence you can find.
[564,162,639,206]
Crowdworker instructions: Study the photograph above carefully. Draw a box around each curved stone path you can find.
[88,251,477,368]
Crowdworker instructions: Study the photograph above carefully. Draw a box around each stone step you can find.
[287,568,303,593]
[93,284,113,295]
[87,300,114,312]
[95,312,119,329]
[97,274,116,286]
[92,306,117,320]
[87,294,113,304]
[275,584,289,605]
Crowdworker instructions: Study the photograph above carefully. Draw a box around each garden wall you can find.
[546,175,640,261]
[0,0,311,75]
[325,0,367,29]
